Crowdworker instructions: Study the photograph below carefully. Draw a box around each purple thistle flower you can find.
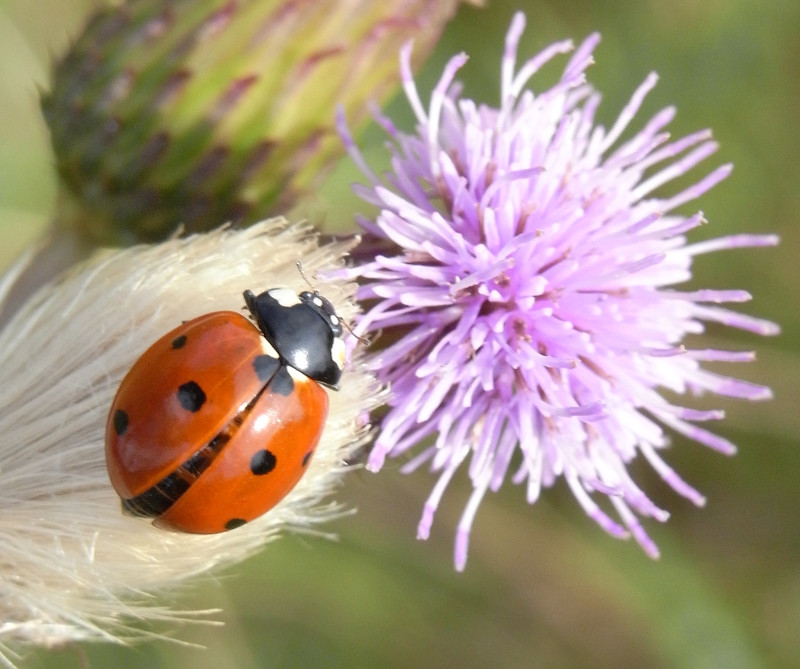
[337,12,779,570]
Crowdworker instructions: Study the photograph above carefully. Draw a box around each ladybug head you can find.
[244,288,345,389]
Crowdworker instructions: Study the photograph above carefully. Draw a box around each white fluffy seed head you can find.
[0,219,382,659]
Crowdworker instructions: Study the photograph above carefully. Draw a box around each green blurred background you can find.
[1,0,797,667]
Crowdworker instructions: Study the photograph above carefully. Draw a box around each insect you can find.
[105,287,345,533]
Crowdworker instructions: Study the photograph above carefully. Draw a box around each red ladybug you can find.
[105,288,345,533]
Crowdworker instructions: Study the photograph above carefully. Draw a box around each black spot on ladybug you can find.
[177,381,206,412]
[302,451,313,467]
[113,409,129,436]
[225,518,247,531]
[253,354,279,383]
[171,334,187,349]
[250,449,277,475]
[269,367,294,396]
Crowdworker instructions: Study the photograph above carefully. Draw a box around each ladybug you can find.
[105,287,344,533]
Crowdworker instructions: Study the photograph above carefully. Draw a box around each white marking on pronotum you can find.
[331,338,346,371]
[268,287,301,308]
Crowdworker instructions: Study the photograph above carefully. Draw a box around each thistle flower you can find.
[0,220,379,660]
[338,12,779,570]
[42,0,469,245]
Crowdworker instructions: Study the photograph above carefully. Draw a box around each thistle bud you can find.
[42,0,470,245]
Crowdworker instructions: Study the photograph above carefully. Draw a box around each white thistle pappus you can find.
[0,220,378,663]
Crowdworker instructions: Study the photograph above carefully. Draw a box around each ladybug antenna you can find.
[343,319,371,348]
[296,260,317,291]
